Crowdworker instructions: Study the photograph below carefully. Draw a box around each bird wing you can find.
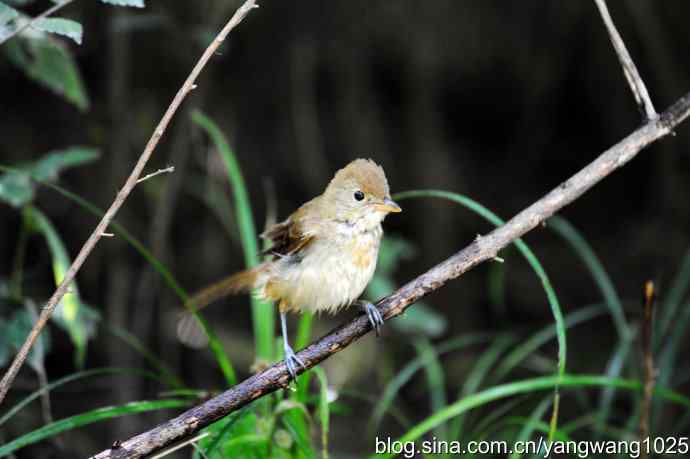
[260,200,317,258]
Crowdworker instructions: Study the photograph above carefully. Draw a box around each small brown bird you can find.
[181,158,401,380]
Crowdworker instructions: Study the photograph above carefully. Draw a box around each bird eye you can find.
[354,190,365,201]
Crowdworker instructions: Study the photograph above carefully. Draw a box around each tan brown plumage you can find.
[180,158,401,380]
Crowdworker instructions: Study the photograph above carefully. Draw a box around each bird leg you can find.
[357,300,384,336]
[281,311,305,382]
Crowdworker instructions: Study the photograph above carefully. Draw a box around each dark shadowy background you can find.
[1,0,690,457]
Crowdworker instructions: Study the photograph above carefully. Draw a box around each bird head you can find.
[323,158,401,229]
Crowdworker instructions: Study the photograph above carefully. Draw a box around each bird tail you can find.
[177,265,265,348]
[185,266,263,313]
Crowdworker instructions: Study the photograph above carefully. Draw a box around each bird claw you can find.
[360,301,384,336]
[283,344,306,382]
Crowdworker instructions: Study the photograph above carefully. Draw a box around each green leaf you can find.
[3,1,35,6]
[196,410,248,458]
[192,110,275,362]
[376,235,416,274]
[0,2,19,26]
[3,307,50,374]
[0,172,33,208]
[24,206,98,368]
[4,171,237,387]
[32,17,82,45]
[367,236,447,337]
[218,411,270,458]
[29,146,100,181]
[0,320,9,368]
[283,410,318,459]
[277,398,314,456]
[99,0,145,8]
[0,399,189,456]
[0,147,98,208]
[6,36,89,110]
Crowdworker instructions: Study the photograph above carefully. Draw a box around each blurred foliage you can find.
[0,146,98,207]
[367,236,448,337]
[4,36,89,110]
[1,0,690,457]
[0,304,50,373]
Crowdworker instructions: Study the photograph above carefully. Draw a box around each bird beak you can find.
[377,197,402,213]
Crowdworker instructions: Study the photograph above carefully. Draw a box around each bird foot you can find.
[283,343,306,382]
[359,301,384,336]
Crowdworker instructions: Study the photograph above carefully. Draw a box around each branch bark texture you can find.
[89,92,690,459]
[0,0,259,406]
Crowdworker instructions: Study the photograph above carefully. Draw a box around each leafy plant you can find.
[1,0,146,109]
[0,149,100,368]
[191,110,276,363]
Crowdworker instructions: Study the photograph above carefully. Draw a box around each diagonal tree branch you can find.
[593,0,657,120]
[0,0,260,407]
[89,91,690,459]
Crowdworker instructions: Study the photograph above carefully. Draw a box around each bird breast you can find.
[259,224,382,314]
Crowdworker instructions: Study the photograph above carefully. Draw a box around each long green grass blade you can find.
[493,304,606,382]
[106,325,184,389]
[469,396,529,441]
[313,367,330,459]
[596,326,637,437]
[547,216,629,339]
[654,301,690,425]
[0,168,237,386]
[24,205,91,367]
[658,246,690,339]
[340,389,412,429]
[283,409,318,459]
[547,217,637,442]
[184,173,239,241]
[295,312,315,403]
[296,313,314,350]
[0,399,189,456]
[395,190,567,441]
[0,367,162,428]
[192,110,275,362]
[368,374,690,459]
[413,338,448,441]
[448,334,515,441]
[508,396,553,459]
[195,409,248,458]
[500,417,570,443]
[370,333,492,432]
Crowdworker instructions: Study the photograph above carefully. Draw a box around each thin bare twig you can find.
[136,166,175,184]
[89,92,690,459]
[0,0,77,46]
[639,280,656,457]
[593,0,657,120]
[0,0,260,406]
